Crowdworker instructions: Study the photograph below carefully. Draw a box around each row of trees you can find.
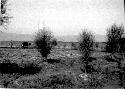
[34,24,125,60]
[34,27,94,60]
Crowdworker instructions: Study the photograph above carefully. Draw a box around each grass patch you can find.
[14,73,76,88]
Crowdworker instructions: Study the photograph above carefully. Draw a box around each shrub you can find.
[34,27,57,60]
[78,30,94,73]
[106,24,124,53]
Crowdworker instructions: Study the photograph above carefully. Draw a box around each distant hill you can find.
[56,34,106,42]
[0,32,106,42]
[0,32,34,41]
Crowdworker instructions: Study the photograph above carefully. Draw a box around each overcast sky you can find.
[6,0,125,36]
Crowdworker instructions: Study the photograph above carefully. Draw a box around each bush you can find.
[78,30,94,73]
[106,24,124,53]
[34,27,57,60]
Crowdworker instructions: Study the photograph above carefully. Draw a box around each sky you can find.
[5,0,125,36]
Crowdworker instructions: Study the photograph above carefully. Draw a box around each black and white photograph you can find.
[0,0,124,88]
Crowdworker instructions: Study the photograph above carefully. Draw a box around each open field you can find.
[0,48,124,89]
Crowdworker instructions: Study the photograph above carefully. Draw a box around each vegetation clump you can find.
[34,27,57,60]
[78,30,95,73]
[106,24,124,53]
